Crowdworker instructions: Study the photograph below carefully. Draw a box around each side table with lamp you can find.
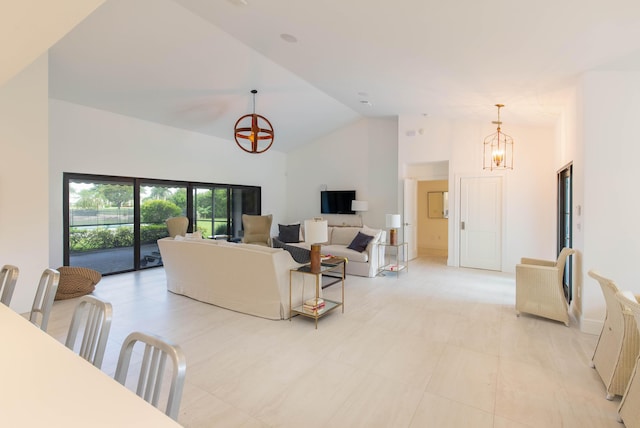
[379,214,408,277]
[288,218,345,328]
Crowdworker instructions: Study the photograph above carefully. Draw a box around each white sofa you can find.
[158,237,317,320]
[280,225,386,278]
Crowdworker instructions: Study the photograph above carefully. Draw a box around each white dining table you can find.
[0,304,182,427]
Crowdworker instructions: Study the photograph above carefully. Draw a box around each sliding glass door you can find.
[192,185,261,241]
[66,176,135,274]
[193,186,229,239]
[64,173,261,275]
[557,164,573,302]
[139,181,187,268]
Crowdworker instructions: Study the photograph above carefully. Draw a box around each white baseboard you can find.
[418,247,447,257]
[570,304,602,335]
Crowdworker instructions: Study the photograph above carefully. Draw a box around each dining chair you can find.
[0,264,19,306]
[589,270,639,399]
[29,268,60,331]
[615,291,640,427]
[515,247,575,326]
[65,295,113,369]
[114,331,186,421]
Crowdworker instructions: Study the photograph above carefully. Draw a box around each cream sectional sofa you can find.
[281,225,386,278]
[157,237,317,320]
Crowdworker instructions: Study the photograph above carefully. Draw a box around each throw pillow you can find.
[278,223,301,243]
[331,227,360,245]
[273,237,311,263]
[347,231,374,252]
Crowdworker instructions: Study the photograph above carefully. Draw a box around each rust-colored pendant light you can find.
[234,89,274,154]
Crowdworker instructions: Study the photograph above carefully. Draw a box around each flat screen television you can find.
[321,190,356,214]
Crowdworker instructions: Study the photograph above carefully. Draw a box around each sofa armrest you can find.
[365,238,386,277]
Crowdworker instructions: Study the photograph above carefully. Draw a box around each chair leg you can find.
[589,360,595,368]
[606,393,615,401]
[617,414,623,423]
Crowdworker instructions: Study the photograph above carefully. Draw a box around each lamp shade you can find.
[386,214,402,228]
[351,200,368,212]
[304,219,328,244]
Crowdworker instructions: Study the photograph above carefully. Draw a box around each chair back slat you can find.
[115,331,186,421]
[0,265,19,306]
[29,268,60,331]
[65,295,112,369]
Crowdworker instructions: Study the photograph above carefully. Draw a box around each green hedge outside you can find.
[70,224,168,252]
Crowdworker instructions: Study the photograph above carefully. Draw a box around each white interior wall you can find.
[0,54,50,314]
[0,0,105,86]
[48,99,288,266]
[579,70,640,333]
[286,117,397,230]
[399,115,557,273]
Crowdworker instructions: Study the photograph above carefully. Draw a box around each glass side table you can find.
[289,257,345,329]
[377,242,409,278]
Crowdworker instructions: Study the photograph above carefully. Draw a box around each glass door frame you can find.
[557,163,573,302]
[64,173,261,275]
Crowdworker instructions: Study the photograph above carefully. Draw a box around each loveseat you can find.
[275,224,386,278]
[158,237,317,320]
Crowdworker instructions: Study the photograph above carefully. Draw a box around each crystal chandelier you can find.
[483,104,514,170]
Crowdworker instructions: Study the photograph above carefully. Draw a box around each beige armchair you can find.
[166,216,189,238]
[589,270,639,400]
[241,214,272,246]
[515,247,575,326]
[615,291,640,426]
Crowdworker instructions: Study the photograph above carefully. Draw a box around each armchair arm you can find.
[515,264,564,297]
[520,257,555,267]
[516,263,560,278]
[516,263,568,325]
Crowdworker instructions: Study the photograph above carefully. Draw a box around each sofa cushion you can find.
[347,231,374,252]
[175,231,202,241]
[278,223,301,243]
[322,245,369,263]
[361,226,383,243]
[330,227,361,246]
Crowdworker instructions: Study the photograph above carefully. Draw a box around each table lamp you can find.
[386,214,401,245]
[304,218,328,273]
[351,200,368,226]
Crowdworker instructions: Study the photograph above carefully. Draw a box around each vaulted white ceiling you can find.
[47,0,640,152]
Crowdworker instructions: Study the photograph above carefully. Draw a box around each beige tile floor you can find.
[45,256,623,427]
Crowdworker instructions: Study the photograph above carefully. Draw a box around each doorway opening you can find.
[417,180,449,258]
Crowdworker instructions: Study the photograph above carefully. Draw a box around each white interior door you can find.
[459,176,502,270]
[403,178,418,260]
